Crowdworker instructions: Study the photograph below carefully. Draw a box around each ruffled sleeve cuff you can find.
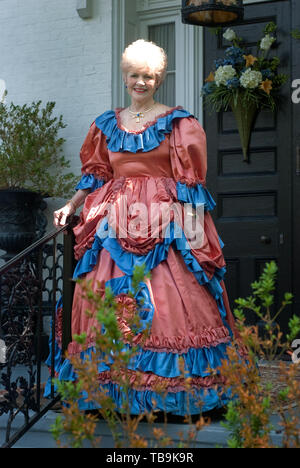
[176,181,216,212]
[75,173,105,192]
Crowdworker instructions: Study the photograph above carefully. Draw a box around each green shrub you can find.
[0,100,78,197]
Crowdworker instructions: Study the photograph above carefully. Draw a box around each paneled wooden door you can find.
[203,0,298,330]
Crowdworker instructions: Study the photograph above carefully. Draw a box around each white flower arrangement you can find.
[201,22,288,162]
[202,22,287,112]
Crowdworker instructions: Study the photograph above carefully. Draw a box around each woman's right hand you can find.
[53,201,76,228]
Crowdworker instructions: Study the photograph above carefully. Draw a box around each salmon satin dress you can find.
[45,107,240,414]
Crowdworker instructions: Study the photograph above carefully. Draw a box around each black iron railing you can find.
[0,219,76,448]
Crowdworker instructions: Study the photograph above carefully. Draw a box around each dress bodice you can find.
[108,135,173,179]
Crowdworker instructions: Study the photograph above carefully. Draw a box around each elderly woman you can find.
[49,39,241,415]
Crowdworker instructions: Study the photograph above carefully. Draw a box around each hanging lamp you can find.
[181,0,244,27]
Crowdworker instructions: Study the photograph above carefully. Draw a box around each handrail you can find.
[0,216,78,447]
[0,216,78,352]
[0,223,70,276]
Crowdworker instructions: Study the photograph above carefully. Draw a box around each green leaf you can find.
[74,332,87,345]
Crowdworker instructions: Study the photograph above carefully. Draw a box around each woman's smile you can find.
[134,88,147,94]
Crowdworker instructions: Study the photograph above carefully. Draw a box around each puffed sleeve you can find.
[75,121,113,192]
[170,115,226,282]
[170,117,215,211]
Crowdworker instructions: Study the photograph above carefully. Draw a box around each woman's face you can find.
[125,67,158,104]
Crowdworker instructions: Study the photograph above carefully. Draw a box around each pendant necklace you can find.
[129,103,155,123]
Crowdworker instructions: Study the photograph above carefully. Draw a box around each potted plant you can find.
[0,98,78,258]
[202,22,288,162]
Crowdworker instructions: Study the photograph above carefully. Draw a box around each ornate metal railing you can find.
[0,219,76,448]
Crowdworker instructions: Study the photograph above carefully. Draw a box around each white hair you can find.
[121,39,168,86]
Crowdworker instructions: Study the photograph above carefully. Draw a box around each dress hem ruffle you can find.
[45,380,231,415]
[66,326,231,356]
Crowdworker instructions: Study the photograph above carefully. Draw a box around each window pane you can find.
[148,23,175,70]
[155,73,175,107]
[148,23,175,107]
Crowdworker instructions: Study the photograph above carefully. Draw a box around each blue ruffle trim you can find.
[44,339,232,415]
[47,380,231,415]
[73,235,103,279]
[91,384,231,415]
[176,181,224,248]
[75,173,105,192]
[176,181,216,212]
[46,341,229,382]
[94,108,192,153]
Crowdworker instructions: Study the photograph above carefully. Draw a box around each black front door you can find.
[203,0,299,330]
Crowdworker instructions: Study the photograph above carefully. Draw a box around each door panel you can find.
[203,1,293,330]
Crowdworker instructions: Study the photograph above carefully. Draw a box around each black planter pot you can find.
[0,189,47,259]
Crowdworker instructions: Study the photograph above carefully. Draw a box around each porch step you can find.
[0,410,229,448]
[0,409,284,448]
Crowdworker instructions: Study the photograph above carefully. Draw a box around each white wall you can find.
[0,0,112,228]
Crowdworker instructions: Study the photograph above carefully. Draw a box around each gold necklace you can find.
[129,103,155,123]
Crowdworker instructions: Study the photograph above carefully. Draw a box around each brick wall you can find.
[0,0,112,229]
